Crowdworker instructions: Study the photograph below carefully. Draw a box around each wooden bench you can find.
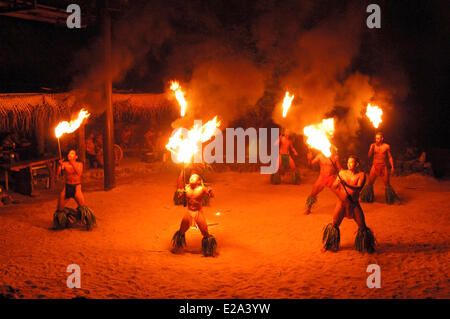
[0,157,58,196]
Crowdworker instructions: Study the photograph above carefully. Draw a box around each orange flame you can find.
[55,109,90,138]
[282,91,294,118]
[170,81,187,117]
[366,103,383,128]
[166,116,221,164]
[303,118,335,157]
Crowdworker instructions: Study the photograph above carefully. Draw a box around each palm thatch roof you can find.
[0,92,176,132]
[112,93,175,122]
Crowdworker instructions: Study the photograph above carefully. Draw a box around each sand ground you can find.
[0,162,449,299]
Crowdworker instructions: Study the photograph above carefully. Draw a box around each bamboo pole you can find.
[57,138,62,160]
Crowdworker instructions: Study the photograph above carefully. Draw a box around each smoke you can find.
[67,0,408,155]
[169,56,265,129]
[271,5,363,133]
[264,2,407,154]
[70,2,172,113]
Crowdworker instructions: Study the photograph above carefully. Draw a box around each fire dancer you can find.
[360,132,400,204]
[174,162,211,206]
[271,128,300,184]
[172,173,217,257]
[322,156,376,253]
[53,150,96,230]
[304,147,341,215]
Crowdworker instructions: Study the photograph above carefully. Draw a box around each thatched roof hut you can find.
[0,92,176,133]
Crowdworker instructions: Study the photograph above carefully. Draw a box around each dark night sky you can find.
[0,0,448,149]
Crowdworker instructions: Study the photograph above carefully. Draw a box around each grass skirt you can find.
[385,186,400,204]
[292,172,301,185]
[201,234,217,257]
[172,230,186,249]
[53,207,96,230]
[53,207,79,230]
[305,195,317,208]
[78,206,96,230]
[322,223,340,252]
[360,184,374,203]
[270,173,281,185]
[355,227,376,253]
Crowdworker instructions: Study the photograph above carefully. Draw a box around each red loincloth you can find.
[373,163,386,176]
[343,201,355,220]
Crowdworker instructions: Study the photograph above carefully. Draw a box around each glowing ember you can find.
[170,81,187,117]
[216,212,221,216]
[55,109,90,138]
[166,116,221,164]
[282,91,294,118]
[303,118,335,157]
[366,103,383,128]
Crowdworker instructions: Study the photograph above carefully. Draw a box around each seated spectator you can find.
[144,129,156,152]
[86,133,99,168]
[120,125,132,148]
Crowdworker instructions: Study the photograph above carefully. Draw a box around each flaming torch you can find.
[303,118,335,158]
[54,109,91,159]
[366,103,383,129]
[166,116,221,164]
[303,118,357,204]
[170,81,187,117]
[166,117,221,207]
[282,91,294,118]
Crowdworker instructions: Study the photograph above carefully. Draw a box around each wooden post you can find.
[102,0,115,190]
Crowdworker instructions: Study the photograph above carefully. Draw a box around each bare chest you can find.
[186,187,204,200]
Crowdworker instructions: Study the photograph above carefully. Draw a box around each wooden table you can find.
[0,157,58,196]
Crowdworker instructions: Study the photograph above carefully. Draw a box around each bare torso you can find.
[185,184,207,212]
[62,161,83,185]
[371,143,390,165]
[330,169,368,230]
[316,154,339,177]
[279,135,293,154]
[336,170,365,202]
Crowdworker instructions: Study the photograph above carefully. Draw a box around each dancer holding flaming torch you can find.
[271,128,300,185]
[304,146,341,215]
[271,92,300,184]
[53,110,96,230]
[172,173,217,257]
[167,117,220,256]
[303,119,376,253]
[303,118,336,212]
[53,150,96,231]
[323,156,376,253]
[360,131,400,204]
